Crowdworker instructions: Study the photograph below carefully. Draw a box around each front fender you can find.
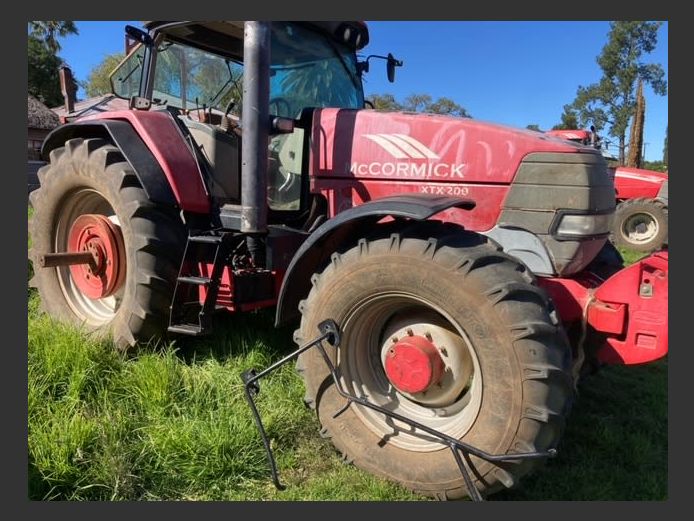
[274,194,475,326]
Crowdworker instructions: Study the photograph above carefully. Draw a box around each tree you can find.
[526,124,541,131]
[570,21,667,165]
[626,79,645,168]
[402,93,432,113]
[364,92,471,117]
[663,125,668,165]
[28,21,78,53]
[643,160,667,173]
[552,104,580,130]
[367,93,402,111]
[28,34,63,107]
[85,52,125,97]
[427,97,471,118]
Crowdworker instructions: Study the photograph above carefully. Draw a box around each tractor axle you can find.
[39,251,96,269]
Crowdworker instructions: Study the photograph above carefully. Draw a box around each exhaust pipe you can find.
[241,21,271,235]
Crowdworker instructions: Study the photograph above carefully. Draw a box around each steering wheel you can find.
[269,97,292,118]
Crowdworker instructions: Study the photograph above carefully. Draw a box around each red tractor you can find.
[29,21,668,500]
[546,128,668,252]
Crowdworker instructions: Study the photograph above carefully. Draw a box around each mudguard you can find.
[275,194,475,326]
[41,111,210,213]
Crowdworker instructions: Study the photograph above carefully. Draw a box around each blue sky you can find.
[56,21,668,161]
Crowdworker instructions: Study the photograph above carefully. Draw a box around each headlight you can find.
[555,213,613,238]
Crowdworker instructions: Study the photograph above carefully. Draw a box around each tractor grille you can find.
[498,151,615,276]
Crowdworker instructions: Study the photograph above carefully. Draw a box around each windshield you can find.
[111,23,363,116]
[152,41,243,111]
[268,22,364,117]
[111,38,242,113]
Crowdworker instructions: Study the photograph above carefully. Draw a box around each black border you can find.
[14,2,682,519]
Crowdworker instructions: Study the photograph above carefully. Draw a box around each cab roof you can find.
[142,21,369,52]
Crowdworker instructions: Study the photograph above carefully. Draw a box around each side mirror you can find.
[387,53,403,83]
[125,25,154,47]
[358,54,403,83]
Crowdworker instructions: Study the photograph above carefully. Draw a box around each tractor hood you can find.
[309,108,595,184]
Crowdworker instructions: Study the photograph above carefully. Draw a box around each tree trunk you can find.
[626,80,645,168]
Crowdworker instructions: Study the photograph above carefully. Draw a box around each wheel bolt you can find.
[406,328,414,336]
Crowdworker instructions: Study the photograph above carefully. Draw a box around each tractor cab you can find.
[110,21,371,215]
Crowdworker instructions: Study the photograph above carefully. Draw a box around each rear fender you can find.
[42,110,210,213]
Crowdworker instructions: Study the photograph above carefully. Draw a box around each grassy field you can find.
[27,224,666,500]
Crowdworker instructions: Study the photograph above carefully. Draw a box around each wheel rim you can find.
[54,188,126,326]
[622,211,658,245]
[339,293,483,452]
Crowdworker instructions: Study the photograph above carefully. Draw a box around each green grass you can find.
[618,247,650,266]
[28,299,419,501]
[27,227,666,500]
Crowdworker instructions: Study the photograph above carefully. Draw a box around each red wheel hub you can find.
[67,214,125,299]
[384,335,445,394]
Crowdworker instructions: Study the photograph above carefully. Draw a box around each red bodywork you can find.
[540,251,668,365]
[546,129,593,144]
[613,166,668,201]
[310,108,581,229]
[81,111,210,213]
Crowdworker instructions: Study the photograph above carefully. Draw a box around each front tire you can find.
[29,138,186,350]
[296,224,573,499]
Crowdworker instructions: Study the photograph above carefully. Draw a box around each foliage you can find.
[425,97,471,117]
[552,104,580,130]
[569,22,667,165]
[526,124,541,131]
[367,93,401,111]
[366,92,471,117]
[28,21,78,53]
[85,53,125,97]
[642,160,668,173]
[402,93,432,112]
[663,125,668,165]
[28,35,63,107]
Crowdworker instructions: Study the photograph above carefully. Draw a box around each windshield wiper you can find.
[116,54,143,85]
[206,60,239,108]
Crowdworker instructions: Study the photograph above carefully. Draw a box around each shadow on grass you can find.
[169,309,297,366]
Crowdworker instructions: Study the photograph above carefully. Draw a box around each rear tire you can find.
[612,198,668,253]
[296,224,573,499]
[29,138,186,351]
